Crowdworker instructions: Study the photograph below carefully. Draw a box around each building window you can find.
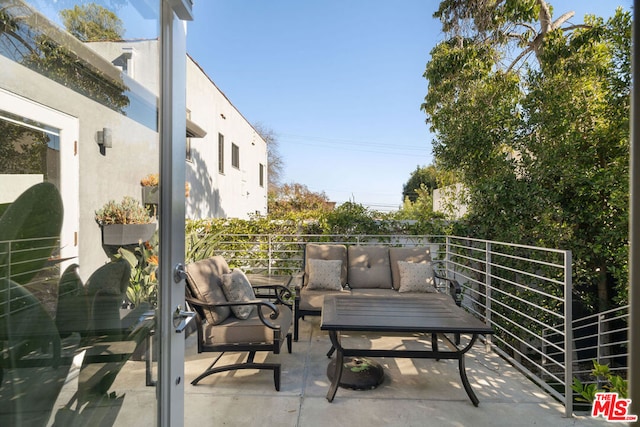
[231,143,239,169]
[186,137,192,162]
[218,133,224,174]
[259,163,265,187]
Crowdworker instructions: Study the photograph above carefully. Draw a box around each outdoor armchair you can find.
[185,256,292,391]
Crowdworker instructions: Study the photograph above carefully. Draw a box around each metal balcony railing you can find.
[191,233,629,417]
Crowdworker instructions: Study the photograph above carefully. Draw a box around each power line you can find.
[278,133,431,157]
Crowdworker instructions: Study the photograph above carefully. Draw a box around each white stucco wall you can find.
[433,183,468,219]
[2,38,267,278]
[0,54,159,280]
[90,41,268,219]
[185,56,268,219]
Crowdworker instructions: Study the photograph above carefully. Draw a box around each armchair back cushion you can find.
[389,247,432,290]
[347,246,392,289]
[304,244,348,287]
[185,256,232,325]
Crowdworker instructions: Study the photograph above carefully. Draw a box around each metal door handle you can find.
[174,263,187,283]
[173,305,195,333]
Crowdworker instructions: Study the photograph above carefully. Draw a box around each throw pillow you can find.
[221,269,256,319]
[397,261,436,293]
[307,259,343,291]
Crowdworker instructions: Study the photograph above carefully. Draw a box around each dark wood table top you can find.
[321,294,494,335]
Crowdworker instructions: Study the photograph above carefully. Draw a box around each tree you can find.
[59,3,123,42]
[403,165,438,203]
[422,1,631,312]
[268,183,333,218]
[253,122,284,192]
[0,3,129,112]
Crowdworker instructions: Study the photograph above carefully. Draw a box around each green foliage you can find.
[95,196,153,225]
[403,165,439,202]
[571,360,628,402]
[268,183,333,219]
[424,3,631,311]
[0,182,63,284]
[59,3,124,42]
[112,235,158,308]
[0,4,130,113]
[319,202,381,235]
[0,116,50,175]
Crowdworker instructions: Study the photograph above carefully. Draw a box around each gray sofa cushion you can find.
[307,259,343,290]
[389,247,432,290]
[397,261,436,293]
[299,287,350,311]
[347,246,392,289]
[304,243,348,287]
[186,256,232,325]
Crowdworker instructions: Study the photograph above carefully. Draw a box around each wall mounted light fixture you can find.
[97,127,112,148]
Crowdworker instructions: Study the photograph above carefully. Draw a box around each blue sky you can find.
[36,1,633,212]
[186,0,632,212]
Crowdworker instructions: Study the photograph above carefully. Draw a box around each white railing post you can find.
[564,250,574,418]
[444,235,451,276]
[597,314,603,364]
[485,241,492,352]
[268,235,272,276]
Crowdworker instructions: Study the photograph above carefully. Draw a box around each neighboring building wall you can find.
[186,56,268,219]
[433,183,468,219]
[90,41,268,219]
[0,54,159,280]
[2,36,266,279]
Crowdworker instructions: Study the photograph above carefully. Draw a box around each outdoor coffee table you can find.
[320,294,494,406]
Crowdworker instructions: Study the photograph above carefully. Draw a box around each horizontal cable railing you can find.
[195,233,628,416]
[441,236,574,416]
[0,237,61,318]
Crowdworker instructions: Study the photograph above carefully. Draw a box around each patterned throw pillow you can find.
[221,269,256,319]
[307,259,343,291]
[397,261,436,293]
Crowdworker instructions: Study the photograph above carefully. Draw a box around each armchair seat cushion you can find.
[202,305,292,346]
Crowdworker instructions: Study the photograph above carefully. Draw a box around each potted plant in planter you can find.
[140,173,191,206]
[95,196,156,246]
[140,173,159,205]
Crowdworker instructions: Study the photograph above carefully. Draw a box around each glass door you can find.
[0,1,191,425]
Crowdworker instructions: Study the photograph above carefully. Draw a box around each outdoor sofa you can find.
[292,243,462,341]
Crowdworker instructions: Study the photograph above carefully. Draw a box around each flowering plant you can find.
[114,234,158,308]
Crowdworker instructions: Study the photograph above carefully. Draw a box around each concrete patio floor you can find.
[102,315,624,427]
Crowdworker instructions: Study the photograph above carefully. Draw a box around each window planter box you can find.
[142,186,159,205]
[101,223,156,246]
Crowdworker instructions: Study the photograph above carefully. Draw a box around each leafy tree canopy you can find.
[268,183,333,219]
[423,1,631,312]
[60,3,123,42]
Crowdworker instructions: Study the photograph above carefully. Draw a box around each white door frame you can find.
[0,88,80,269]
[159,2,192,426]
